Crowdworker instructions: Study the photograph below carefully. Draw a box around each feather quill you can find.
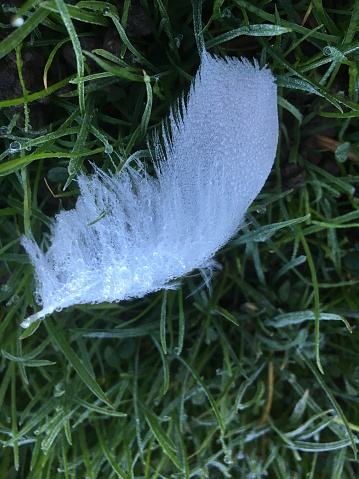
[21,52,278,327]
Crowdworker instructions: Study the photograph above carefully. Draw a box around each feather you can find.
[21,52,278,328]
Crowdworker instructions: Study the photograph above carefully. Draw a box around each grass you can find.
[1,0,359,477]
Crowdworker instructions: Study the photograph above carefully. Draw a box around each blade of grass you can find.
[141,403,183,471]
[297,228,323,373]
[176,355,224,433]
[54,0,85,113]
[45,318,113,408]
[300,353,357,458]
[206,24,291,49]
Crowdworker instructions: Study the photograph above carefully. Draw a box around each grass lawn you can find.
[1,0,359,477]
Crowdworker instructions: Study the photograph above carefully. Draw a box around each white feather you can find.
[21,53,278,327]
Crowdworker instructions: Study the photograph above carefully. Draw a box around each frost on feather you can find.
[21,52,278,327]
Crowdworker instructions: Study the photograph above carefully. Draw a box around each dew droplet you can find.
[6,294,20,306]
[2,4,13,13]
[253,234,267,243]
[323,46,332,56]
[0,126,8,135]
[174,34,183,49]
[11,16,24,27]
[9,141,21,153]
[129,53,138,64]
[21,319,30,329]
[256,205,266,214]
[222,8,232,18]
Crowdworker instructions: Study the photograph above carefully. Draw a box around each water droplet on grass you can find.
[9,141,21,153]
[224,454,233,465]
[256,205,266,214]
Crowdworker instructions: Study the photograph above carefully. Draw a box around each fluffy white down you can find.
[21,52,278,327]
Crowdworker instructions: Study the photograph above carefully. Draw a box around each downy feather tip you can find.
[21,52,278,327]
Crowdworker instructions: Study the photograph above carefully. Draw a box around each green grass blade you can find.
[301,354,357,458]
[54,0,85,113]
[176,356,224,433]
[206,24,291,49]
[45,318,112,408]
[95,424,131,479]
[141,403,183,471]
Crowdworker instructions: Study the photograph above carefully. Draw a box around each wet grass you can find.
[1,0,359,477]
